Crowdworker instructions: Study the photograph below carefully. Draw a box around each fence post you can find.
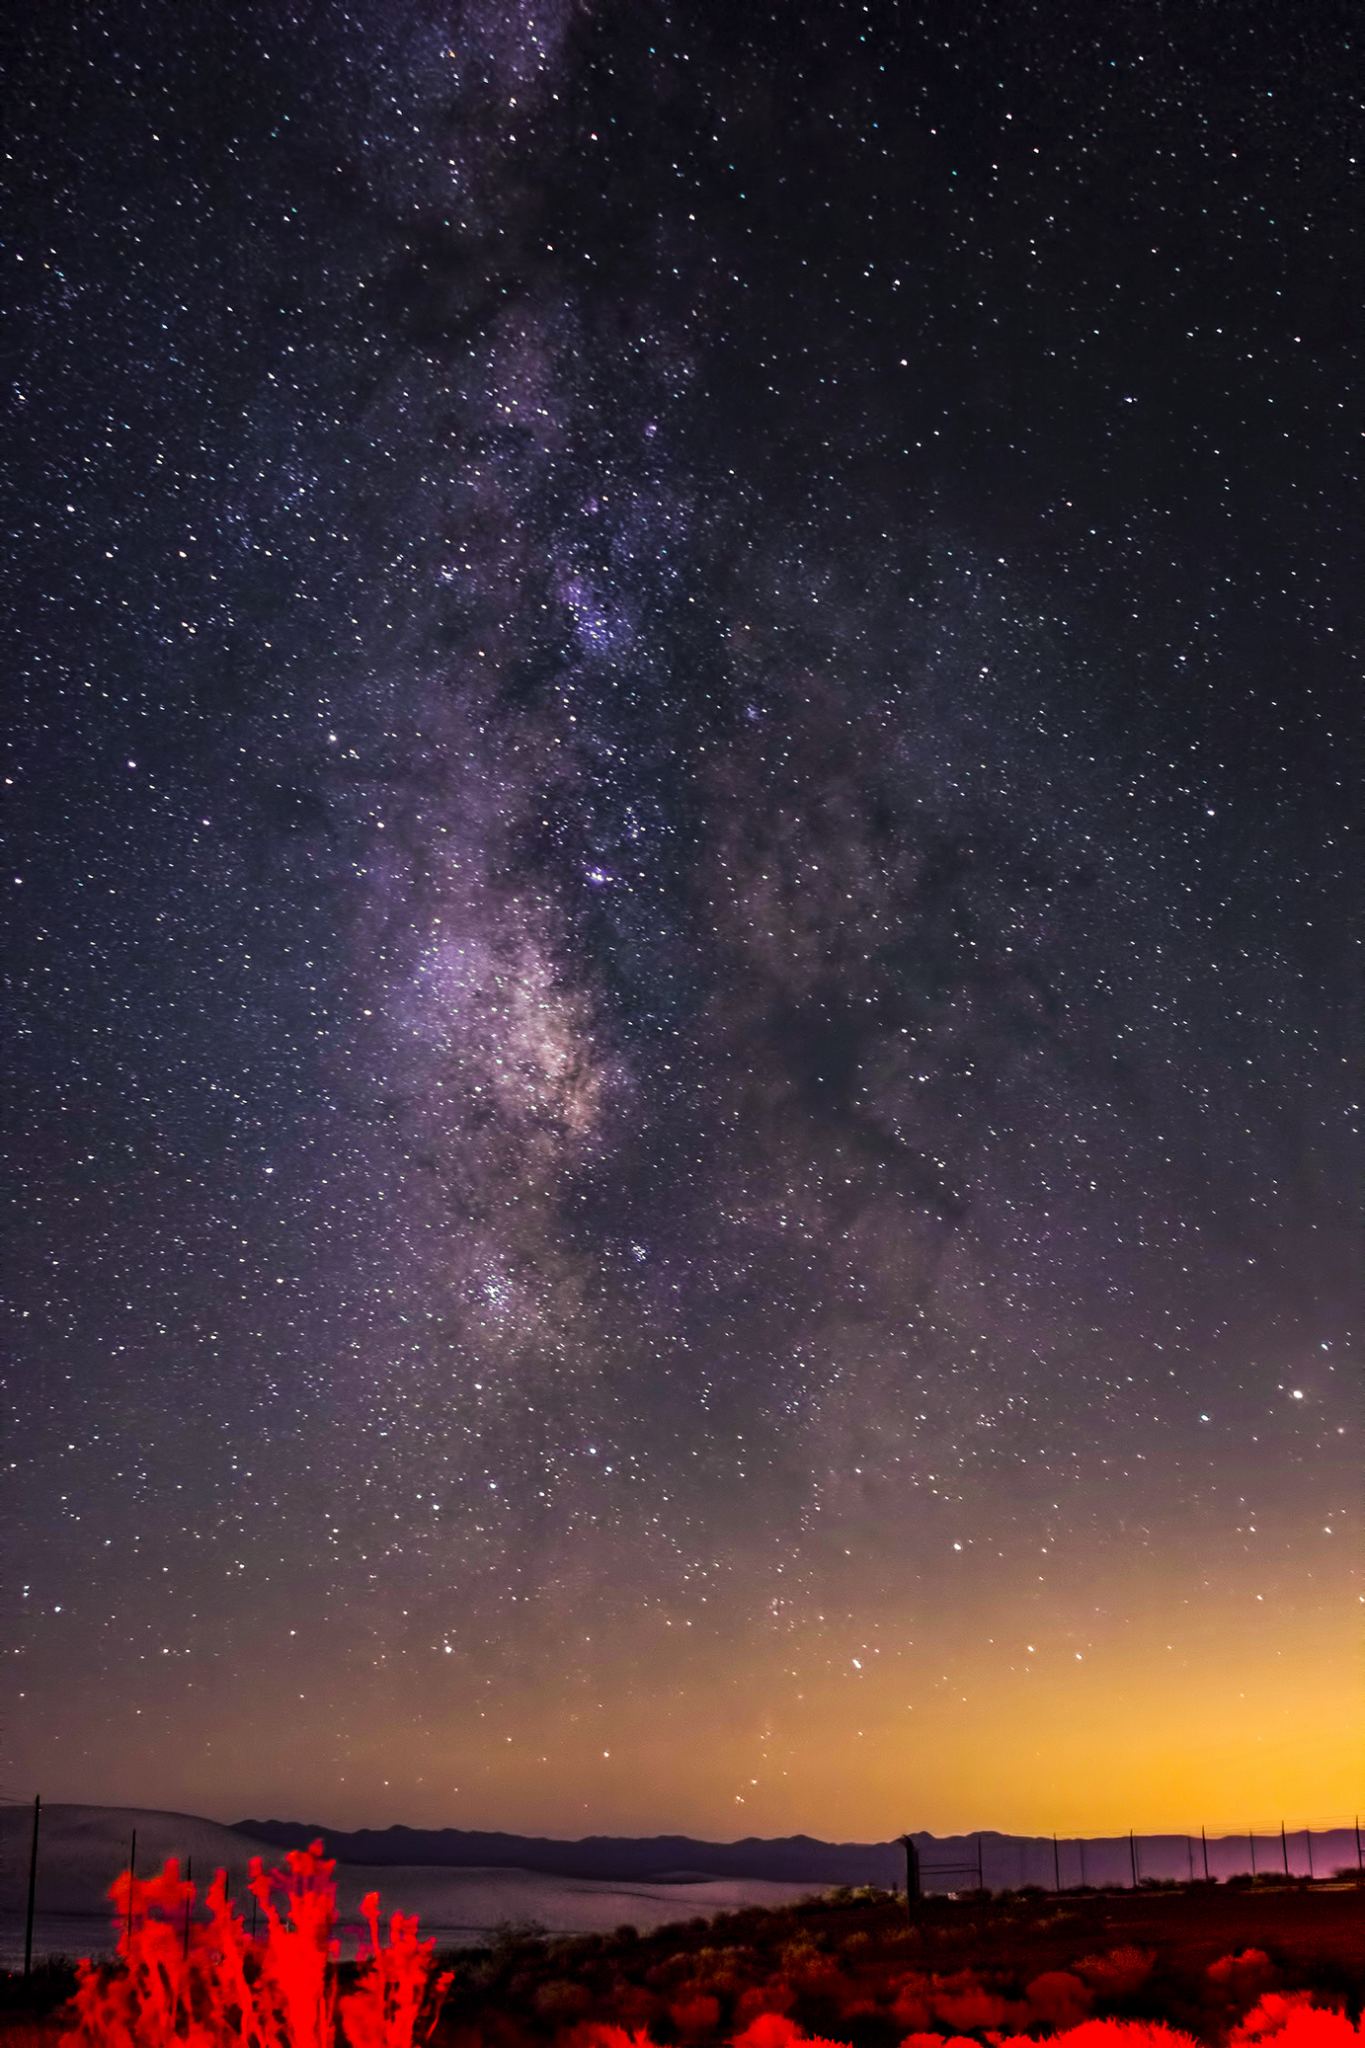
[23,1793,41,1981]
[898,1833,921,1914]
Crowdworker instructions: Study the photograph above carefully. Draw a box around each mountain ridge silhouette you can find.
[235,1819,1352,1888]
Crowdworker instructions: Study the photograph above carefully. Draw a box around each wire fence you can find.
[3,1796,1363,1973]
[909,1814,1364,1896]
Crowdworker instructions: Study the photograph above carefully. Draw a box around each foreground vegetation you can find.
[2,1849,1361,2048]
[431,1879,1364,2048]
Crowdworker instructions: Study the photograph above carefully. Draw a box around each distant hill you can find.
[238,1821,899,1887]
[0,1802,282,1908]
[0,1805,286,1920]
[0,1804,816,1963]
[236,1817,1357,1889]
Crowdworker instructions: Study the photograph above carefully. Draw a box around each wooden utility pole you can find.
[1249,1830,1257,1876]
[1200,1826,1209,1881]
[1280,1824,1290,1879]
[975,1833,984,1890]
[897,1834,922,1914]
[1305,1830,1313,1879]
[1053,1834,1061,1891]
[1355,1816,1362,1883]
[23,1794,40,1981]
[1129,1831,1139,1888]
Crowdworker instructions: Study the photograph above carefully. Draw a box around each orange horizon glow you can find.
[37,1566,1362,1844]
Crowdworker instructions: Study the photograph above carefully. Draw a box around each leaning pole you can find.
[898,1833,922,1915]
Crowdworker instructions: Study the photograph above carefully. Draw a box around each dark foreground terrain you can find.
[2,1878,1361,2046]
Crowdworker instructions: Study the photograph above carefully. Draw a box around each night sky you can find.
[4,1,1358,1842]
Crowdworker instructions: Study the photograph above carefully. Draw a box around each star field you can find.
[3,0,1358,1837]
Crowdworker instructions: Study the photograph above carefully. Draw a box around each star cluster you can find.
[3,0,1357,1836]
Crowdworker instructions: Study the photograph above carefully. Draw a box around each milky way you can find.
[4,0,1357,1835]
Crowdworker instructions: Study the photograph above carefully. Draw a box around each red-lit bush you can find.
[886,1978,933,2034]
[555,2028,654,2048]
[58,1840,451,2048]
[604,1987,662,2035]
[930,1980,1020,2034]
[731,2017,807,2048]
[732,1980,798,2028]
[1074,1953,1157,2002]
[730,2019,852,2048]
[669,1995,723,2039]
[534,1986,595,2029]
[1024,1972,1094,2029]
[1230,1994,1360,2048]
[992,2026,1200,2048]
[1208,1958,1279,2005]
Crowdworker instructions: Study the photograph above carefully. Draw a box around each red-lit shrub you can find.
[782,2021,1363,2048]
[669,1995,723,2039]
[1207,1957,1279,2005]
[1024,1973,1094,2029]
[341,1887,454,2048]
[1230,1994,1361,2048]
[899,2033,979,2048]
[58,1841,451,2048]
[931,1982,1020,2034]
[732,1981,798,2028]
[731,2017,805,2048]
[786,1962,852,2005]
[731,2018,850,2048]
[992,2025,1199,2048]
[607,1986,663,2034]
[888,1975,933,2033]
[533,1985,595,2028]
[556,2028,654,2048]
[1074,1953,1156,2003]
